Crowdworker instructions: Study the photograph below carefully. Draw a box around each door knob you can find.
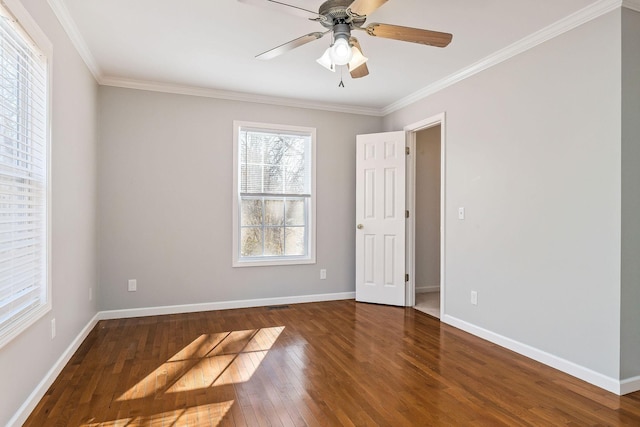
[357,224,363,229]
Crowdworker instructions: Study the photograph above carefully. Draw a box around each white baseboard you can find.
[7,312,101,427]
[9,291,355,426]
[442,314,626,395]
[97,291,356,320]
[415,285,440,294]
[621,375,640,395]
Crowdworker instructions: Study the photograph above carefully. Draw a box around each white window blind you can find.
[0,3,49,348]
[233,122,316,266]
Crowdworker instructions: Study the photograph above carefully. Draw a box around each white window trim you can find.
[232,120,316,267]
[0,0,52,349]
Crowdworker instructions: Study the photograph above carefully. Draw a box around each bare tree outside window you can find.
[238,127,311,259]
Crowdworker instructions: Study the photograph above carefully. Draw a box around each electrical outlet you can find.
[128,279,137,292]
[471,291,478,306]
[320,269,327,280]
[51,318,56,339]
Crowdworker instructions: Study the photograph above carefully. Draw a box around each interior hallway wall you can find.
[415,125,441,292]
[620,6,640,382]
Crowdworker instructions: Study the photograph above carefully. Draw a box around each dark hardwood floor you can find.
[25,300,640,426]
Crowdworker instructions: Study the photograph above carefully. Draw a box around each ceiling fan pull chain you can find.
[339,67,345,87]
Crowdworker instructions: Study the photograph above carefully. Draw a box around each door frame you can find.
[404,113,446,315]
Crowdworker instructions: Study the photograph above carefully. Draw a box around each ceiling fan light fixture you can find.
[330,37,353,65]
[316,48,335,71]
[348,46,368,71]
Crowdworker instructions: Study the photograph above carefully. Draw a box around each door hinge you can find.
[405,210,409,219]
[405,274,409,282]
[405,146,410,155]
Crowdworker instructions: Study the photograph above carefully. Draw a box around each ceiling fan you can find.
[238,0,453,79]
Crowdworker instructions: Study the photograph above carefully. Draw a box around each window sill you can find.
[232,257,316,268]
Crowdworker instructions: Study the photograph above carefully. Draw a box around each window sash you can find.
[239,195,309,259]
[0,2,49,349]
[239,128,311,196]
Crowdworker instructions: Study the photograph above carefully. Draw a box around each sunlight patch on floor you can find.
[80,400,235,427]
[117,326,284,400]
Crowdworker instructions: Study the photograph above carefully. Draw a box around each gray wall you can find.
[384,11,622,378]
[97,87,382,310]
[621,7,640,381]
[0,0,99,425]
[415,125,441,290]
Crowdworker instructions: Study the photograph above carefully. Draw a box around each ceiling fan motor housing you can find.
[333,23,351,41]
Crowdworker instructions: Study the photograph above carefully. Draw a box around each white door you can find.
[355,131,406,306]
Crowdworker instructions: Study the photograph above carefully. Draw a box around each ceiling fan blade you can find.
[256,32,328,60]
[349,38,369,79]
[363,23,453,47]
[347,0,388,18]
[237,0,321,20]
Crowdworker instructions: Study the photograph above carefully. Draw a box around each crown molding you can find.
[623,0,640,12]
[382,0,623,115]
[47,0,102,81]
[100,76,385,116]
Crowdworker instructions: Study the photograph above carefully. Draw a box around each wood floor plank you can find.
[23,300,640,426]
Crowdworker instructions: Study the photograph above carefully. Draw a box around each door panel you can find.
[355,131,406,306]
[364,169,375,218]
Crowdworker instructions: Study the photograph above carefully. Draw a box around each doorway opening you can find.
[405,114,445,319]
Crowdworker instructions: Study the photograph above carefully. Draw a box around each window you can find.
[0,1,50,348]
[233,121,315,266]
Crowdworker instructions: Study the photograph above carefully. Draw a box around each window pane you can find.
[264,227,284,256]
[283,141,305,194]
[285,199,305,226]
[239,133,247,164]
[263,165,282,193]
[241,199,263,226]
[285,227,305,256]
[284,164,305,193]
[241,164,263,193]
[264,136,285,165]
[245,133,264,163]
[241,227,263,256]
[264,199,284,225]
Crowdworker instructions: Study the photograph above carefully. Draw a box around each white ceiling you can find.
[57,0,601,113]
